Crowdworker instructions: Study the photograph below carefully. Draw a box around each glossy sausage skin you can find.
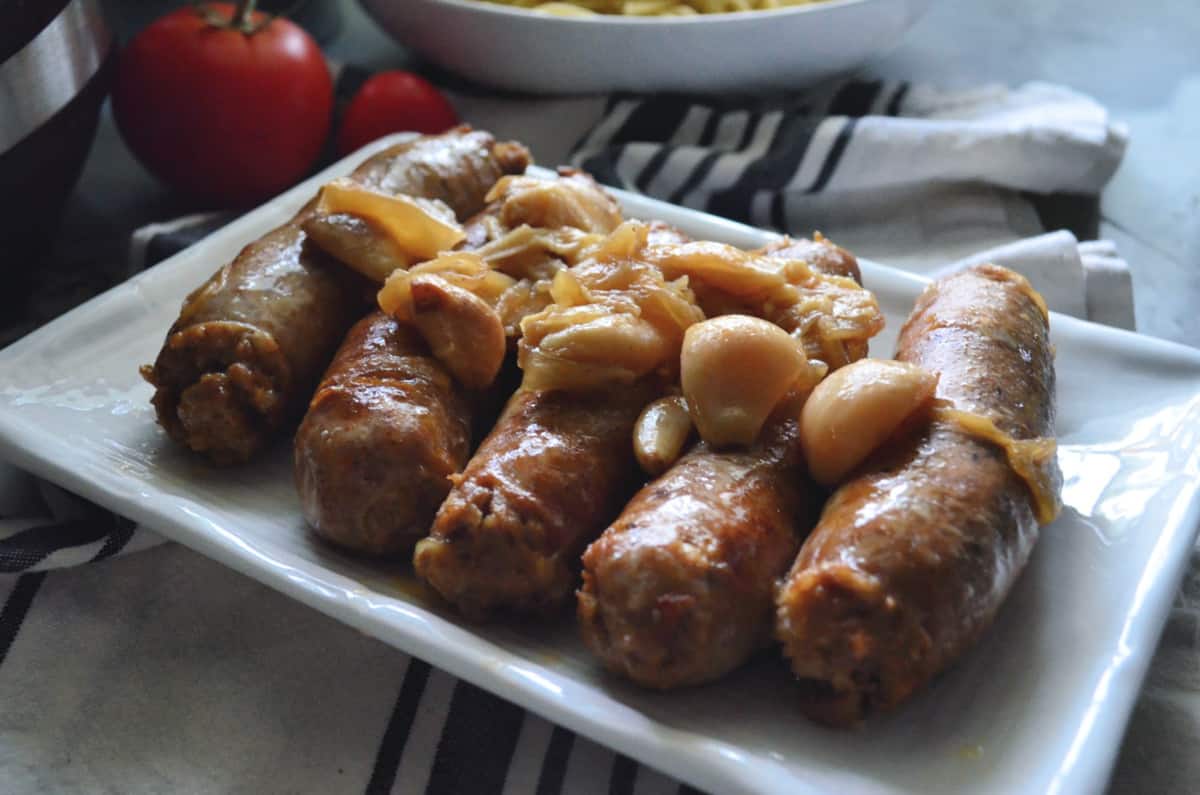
[141,224,362,464]
[303,130,532,273]
[774,264,1059,726]
[293,312,472,557]
[295,169,632,558]
[414,380,661,619]
[759,236,861,284]
[578,410,817,688]
[575,243,856,689]
[141,129,530,464]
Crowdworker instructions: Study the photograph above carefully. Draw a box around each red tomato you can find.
[336,71,459,157]
[112,3,333,206]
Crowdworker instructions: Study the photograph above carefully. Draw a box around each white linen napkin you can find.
[0,78,1137,794]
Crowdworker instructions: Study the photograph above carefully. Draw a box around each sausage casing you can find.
[293,312,473,557]
[575,238,858,689]
[759,236,861,284]
[578,411,816,688]
[414,380,661,619]
[142,129,528,464]
[774,264,1059,726]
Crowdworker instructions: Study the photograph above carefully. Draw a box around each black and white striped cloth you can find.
[1,78,1133,793]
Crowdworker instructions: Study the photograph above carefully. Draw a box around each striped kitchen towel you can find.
[0,77,1133,795]
[566,79,1130,325]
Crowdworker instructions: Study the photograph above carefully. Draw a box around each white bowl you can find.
[359,0,935,95]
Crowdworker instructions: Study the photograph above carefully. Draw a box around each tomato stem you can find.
[189,0,267,34]
[234,0,259,31]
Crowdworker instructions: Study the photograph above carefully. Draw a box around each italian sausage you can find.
[414,378,662,619]
[774,264,1059,726]
[293,312,473,557]
[759,235,861,284]
[576,240,862,688]
[141,128,530,464]
[578,405,818,688]
[294,172,625,558]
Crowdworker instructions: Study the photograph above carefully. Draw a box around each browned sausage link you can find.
[295,168,631,558]
[141,224,364,465]
[758,236,862,284]
[293,208,518,558]
[304,129,532,271]
[414,379,662,620]
[774,264,1058,727]
[141,129,529,464]
[353,129,531,218]
[576,244,861,689]
[578,409,818,688]
[293,312,472,557]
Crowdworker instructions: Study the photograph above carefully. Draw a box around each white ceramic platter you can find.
[358,0,935,95]
[2,136,1199,795]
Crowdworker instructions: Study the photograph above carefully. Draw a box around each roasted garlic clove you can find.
[633,396,694,476]
[800,358,938,486]
[681,315,820,448]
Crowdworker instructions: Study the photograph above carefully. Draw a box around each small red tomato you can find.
[336,71,459,157]
[112,2,333,206]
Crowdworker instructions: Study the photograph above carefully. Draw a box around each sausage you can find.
[304,131,533,276]
[578,406,818,688]
[759,235,861,284]
[414,379,662,619]
[774,264,1059,726]
[140,224,364,464]
[294,170,625,558]
[575,243,860,689]
[292,312,473,557]
[141,128,530,464]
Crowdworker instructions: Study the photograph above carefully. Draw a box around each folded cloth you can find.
[564,79,1131,324]
[938,230,1136,330]
[0,78,1136,794]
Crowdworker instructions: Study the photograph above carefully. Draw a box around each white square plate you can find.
[2,136,1199,795]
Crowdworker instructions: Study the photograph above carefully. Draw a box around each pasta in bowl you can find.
[359,0,935,93]
[478,0,831,16]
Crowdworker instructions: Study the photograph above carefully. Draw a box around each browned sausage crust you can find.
[775,264,1059,726]
[293,312,472,557]
[578,409,817,688]
[295,170,630,558]
[414,379,661,619]
[758,235,861,284]
[575,241,858,689]
[141,224,363,464]
[303,130,532,272]
[141,129,530,464]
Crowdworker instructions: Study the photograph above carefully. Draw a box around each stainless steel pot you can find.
[1,0,113,299]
